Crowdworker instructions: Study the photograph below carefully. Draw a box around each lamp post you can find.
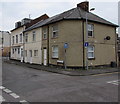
[85,8,95,70]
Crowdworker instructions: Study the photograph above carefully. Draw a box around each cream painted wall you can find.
[46,20,116,67]
[24,28,42,64]
[11,26,24,61]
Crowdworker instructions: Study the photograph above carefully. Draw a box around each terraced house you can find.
[10,14,49,62]
[22,1,118,68]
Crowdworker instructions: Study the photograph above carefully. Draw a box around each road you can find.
[1,62,119,103]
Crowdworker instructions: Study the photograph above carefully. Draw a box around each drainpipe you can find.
[115,28,118,67]
[47,25,49,66]
[82,20,85,69]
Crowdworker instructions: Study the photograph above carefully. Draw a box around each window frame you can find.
[87,24,94,37]
[43,28,47,39]
[25,33,28,43]
[32,31,36,42]
[19,33,22,42]
[12,36,14,45]
[25,50,27,57]
[16,35,18,43]
[52,45,59,58]
[34,50,38,57]
[52,25,58,38]
[87,46,95,59]
[18,48,20,54]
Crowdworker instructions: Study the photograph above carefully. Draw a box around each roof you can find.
[24,7,118,32]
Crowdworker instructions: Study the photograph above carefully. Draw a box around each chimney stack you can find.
[77,1,89,12]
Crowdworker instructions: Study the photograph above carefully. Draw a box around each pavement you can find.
[4,59,120,76]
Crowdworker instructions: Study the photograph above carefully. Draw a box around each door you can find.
[43,49,47,66]
[29,50,32,64]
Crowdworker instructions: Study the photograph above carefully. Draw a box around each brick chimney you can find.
[77,1,89,12]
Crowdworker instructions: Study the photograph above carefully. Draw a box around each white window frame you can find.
[19,33,22,42]
[25,50,27,57]
[18,48,20,54]
[88,24,94,37]
[12,36,14,44]
[32,31,36,42]
[52,25,58,38]
[12,48,14,54]
[52,45,58,58]
[87,46,95,59]
[16,35,18,43]
[34,50,38,57]
[25,33,28,43]
[43,28,47,39]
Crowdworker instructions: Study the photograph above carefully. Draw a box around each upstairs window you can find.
[12,36,14,44]
[52,25,58,38]
[16,35,18,43]
[25,33,28,43]
[20,34,22,42]
[88,24,94,37]
[88,46,94,59]
[52,45,58,58]
[32,31,36,41]
[43,28,47,39]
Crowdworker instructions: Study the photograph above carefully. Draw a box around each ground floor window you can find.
[25,50,27,57]
[18,48,20,54]
[12,49,14,54]
[87,46,94,59]
[34,50,38,57]
[52,45,58,58]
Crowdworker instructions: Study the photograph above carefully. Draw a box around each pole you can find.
[64,49,67,69]
[86,12,88,70]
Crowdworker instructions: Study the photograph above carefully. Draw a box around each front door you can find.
[29,50,32,64]
[43,49,47,66]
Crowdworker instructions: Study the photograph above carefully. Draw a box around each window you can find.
[25,50,27,57]
[52,45,58,58]
[12,36,14,44]
[12,49,14,54]
[16,35,18,43]
[20,34,22,42]
[21,49,23,57]
[34,50,38,57]
[52,25,58,38]
[18,48,20,54]
[29,50,32,57]
[88,46,94,59]
[88,24,94,37]
[43,28,47,39]
[25,33,28,43]
[32,31,36,41]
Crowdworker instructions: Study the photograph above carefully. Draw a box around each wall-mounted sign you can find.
[64,43,68,49]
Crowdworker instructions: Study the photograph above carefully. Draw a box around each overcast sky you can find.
[0,0,119,32]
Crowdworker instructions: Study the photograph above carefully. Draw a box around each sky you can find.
[0,0,119,32]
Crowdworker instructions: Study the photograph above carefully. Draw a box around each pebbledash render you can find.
[15,1,118,68]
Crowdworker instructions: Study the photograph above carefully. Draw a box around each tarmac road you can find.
[2,62,119,103]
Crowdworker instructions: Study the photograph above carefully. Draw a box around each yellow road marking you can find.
[91,72,119,76]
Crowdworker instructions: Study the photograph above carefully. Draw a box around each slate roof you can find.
[24,7,118,32]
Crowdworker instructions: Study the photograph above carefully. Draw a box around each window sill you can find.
[52,57,59,59]
[51,37,58,39]
[42,38,47,40]
[88,58,95,60]
[88,36,94,38]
